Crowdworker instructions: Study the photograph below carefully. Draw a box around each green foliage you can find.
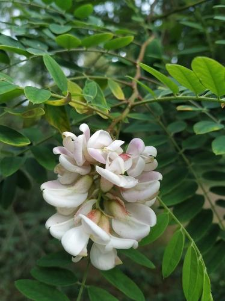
[15,279,69,301]
[162,229,185,278]
[0,1,225,300]
[101,268,145,301]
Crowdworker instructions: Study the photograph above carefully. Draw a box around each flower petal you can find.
[74,199,96,225]
[143,146,157,157]
[121,181,160,202]
[88,148,106,164]
[88,130,112,148]
[105,236,138,251]
[144,159,158,171]
[127,138,145,155]
[112,217,150,241]
[90,243,117,270]
[61,226,89,256]
[74,135,85,166]
[59,155,91,175]
[107,140,124,151]
[80,214,110,244]
[127,157,145,177]
[126,203,157,227]
[45,213,74,239]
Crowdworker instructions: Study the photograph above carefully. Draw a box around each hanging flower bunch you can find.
[41,124,162,270]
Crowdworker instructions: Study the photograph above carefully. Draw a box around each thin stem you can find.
[148,107,224,230]
[158,197,208,270]
[77,260,90,301]
[132,95,225,107]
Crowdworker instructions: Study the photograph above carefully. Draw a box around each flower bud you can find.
[98,215,110,234]
[107,199,128,219]
[86,209,101,224]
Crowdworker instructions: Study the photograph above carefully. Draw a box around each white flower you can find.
[96,153,137,190]
[126,138,158,177]
[41,175,93,208]
[107,197,156,240]
[121,171,162,203]
[87,129,124,164]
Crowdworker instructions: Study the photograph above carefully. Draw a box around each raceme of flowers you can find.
[41,124,162,270]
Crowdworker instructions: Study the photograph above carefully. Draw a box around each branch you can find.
[150,0,209,21]
[132,95,225,107]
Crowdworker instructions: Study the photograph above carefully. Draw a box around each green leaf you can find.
[31,267,77,287]
[101,268,145,301]
[5,107,45,119]
[182,246,199,301]
[215,40,225,45]
[88,286,118,301]
[186,209,213,241]
[31,145,56,170]
[119,248,155,269]
[83,80,98,103]
[1,156,25,177]
[0,81,18,94]
[0,34,29,56]
[161,167,189,196]
[197,224,220,254]
[204,240,225,273]
[0,50,10,64]
[182,135,207,150]
[25,158,47,184]
[17,169,32,191]
[162,229,185,278]
[173,195,204,223]
[0,72,14,83]
[15,279,69,301]
[167,121,187,134]
[104,36,134,50]
[176,105,205,111]
[37,251,71,267]
[201,273,212,301]
[55,34,81,49]
[140,63,179,94]
[212,135,225,155]
[49,24,71,34]
[202,171,225,181]
[24,86,51,104]
[55,0,72,10]
[108,79,125,100]
[191,57,225,97]
[193,260,204,301]
[178,46,209,55]
[82,33,113,48]
[0,125,30,147]
[45,105,70,133]
[140,212,169,246]
[128,113,153,121]
[163,181,198,206]
[210,186,225,196]
[143,135,168,147]
[166,64,205,94]
[0,173,17,209]
[216,199,225,208]
[74,4,93,19]
[193,121,224,134]
[180,21,203,30]
[43,55,68,93]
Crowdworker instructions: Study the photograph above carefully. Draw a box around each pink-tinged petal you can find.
[127,157,145,177]
[88,130,112,148]
[144,159,158,171]
[74,199,96,225]
[80,214,110,244]
[143,146,157,157]
[58,171,80,185]
[63,137,76,153]
[90,243,117,270]
[79,123,90,141]
[59,155,91,175]
[100,177,114,192]
[61,226,89,256]
[88,148,106,164]
[112,217,150,241]
[137,171,163,183]
[74,135,85,166]
[73,175,93,193]
[107,140,124,151]
[96,166,138,188]
[145,197,156,207]
[121,181,160,202]
[105,236,138,251]
[127,138,145,155]
[123,157,133,171]
[53,146,71,156]
[126,203,157,227]
[72,256,83,263]
[109,156,125,174]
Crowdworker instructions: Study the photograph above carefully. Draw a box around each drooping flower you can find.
[41,124,162,270]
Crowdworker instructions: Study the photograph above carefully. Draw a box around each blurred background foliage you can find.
[0,0,225,300]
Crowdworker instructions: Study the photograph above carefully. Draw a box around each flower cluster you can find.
[41,124,162,270]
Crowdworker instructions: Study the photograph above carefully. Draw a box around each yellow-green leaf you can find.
[0,125,30,147]
[108,79,125,100]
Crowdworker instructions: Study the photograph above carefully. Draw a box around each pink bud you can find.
[87,209,101,224]
[108,199,128,219]
[98,215,110,234]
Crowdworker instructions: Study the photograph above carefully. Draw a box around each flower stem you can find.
[76,260,90,301]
